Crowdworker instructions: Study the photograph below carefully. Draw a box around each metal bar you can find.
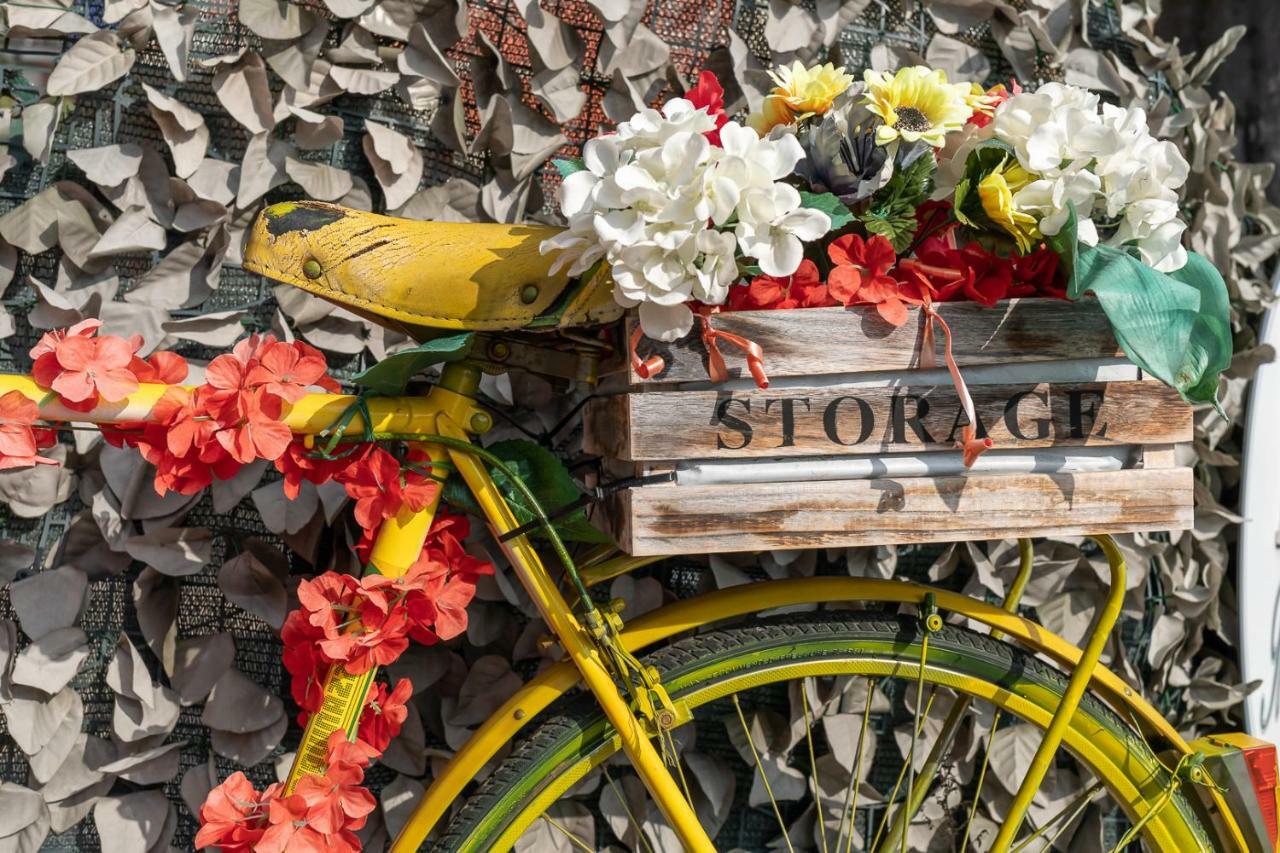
[438,415,715,853]
[991,535,1127,852]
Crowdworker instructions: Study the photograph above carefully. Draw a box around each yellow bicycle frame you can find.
[0,364,1247,853]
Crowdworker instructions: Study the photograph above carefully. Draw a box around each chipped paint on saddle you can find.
[243,200,623,332]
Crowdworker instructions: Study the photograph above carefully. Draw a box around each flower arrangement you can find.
[542,64,1231,410]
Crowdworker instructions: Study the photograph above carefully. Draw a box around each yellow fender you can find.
[389,575,1249,852]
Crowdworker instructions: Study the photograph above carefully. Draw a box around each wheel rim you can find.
[450,628,1211,853]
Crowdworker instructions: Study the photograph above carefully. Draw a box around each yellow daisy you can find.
[978,159,1041,253]
[861,66,974,148]
[748,61,855,133]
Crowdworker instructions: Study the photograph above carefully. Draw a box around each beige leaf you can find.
[151,0,196,82]
[173,198,228,232]
[4,686,79,755]
[99,301,168,356]
[531,66,587,124]
[329,64,399,95]
[217,549,288,629]
[252,478,320,535]
[11,628,89,697]
[103,0,147,24]
[93,791,173,853]
[236,132,292,209]
[37,732,110,804]
[211,712,287,765]
[449,655,522,727]
[987,723,1041,795]
[322,0,373,16]
[21,101,58,164]
[122,237,215,310]
[67,143,144,188]
[212,51,275,134]
[162,309,246,347]
[512,0,580,71]
[293,112,344,150]
[239,0,316,39]
[186,158,240,205]
[357,0,417,39]
[46,30,135,96]
[171,633,235,706]
[27,691,85,784]
[285,157,354,201]
[362,119,423,209]
[4,6,98,37]
[398,23,461,86]
[202,667,285,734]
[263,20,329,91]
[133,568,178,677]
[26,275,114,330]
[122,527,213,577]
[925,34,991,82]
[179,756,218,816]
[10,566,88,642]
[94,739,183,786]
[88,207,166,257]
[140,83,208,178]
[0,782,47,840]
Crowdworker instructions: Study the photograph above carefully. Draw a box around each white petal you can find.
[638,301,694,342]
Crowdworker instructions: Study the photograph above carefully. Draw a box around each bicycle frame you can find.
[0,362,1248,853]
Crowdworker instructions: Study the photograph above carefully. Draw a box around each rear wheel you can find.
[436,613,1213,852]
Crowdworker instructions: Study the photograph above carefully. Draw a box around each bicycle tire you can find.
[433,612,1214,852]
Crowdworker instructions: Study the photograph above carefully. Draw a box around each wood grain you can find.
[585,380,1191,461]
[629,298,1122,385]
[609,467,1193,556]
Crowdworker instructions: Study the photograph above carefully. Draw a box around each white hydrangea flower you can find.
[541,99,831,341]
[991,84,1190,271]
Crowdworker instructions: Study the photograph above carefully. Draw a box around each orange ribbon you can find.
[920,302,993,467]
[629,325,665,380]
[697,307,769,389]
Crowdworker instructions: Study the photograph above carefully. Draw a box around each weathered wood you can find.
[609,467,1193,556]
[586,380,1191,461]
[630,298,1122,385]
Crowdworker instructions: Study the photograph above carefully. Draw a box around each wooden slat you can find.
[610,467,1193,556]
[630,298,1122,385]
[585,380,1191,461]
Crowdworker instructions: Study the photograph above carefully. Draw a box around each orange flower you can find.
[0,391,57,470]
[30,321,142,411]
[827,234,929,326]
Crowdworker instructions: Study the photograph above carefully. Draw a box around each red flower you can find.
[282,611,327,721]
[0,392,57,470]
[318,605,410,675]
[258,792,333,853]
[911,240,1012,307]
[684,70,730,146]
[356,678,412,752]
[337,446,409,531]
[733,259,831,311]
[297,572,362,639]
[194,771,270,852]
[1011,247,1063,298]
[247,340,337,403]
[276,440,368,500]
[130,350,189,384]
[827,234,927,325]
[430,575,478,641]
[31,322,143,411]
[213,391,293,463]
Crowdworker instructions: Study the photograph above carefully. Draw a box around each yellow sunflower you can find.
[978,159,1041,253]
[861,66,974,148]
[747,61,855,134]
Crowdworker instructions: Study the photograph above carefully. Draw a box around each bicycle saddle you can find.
[243,201,621,335]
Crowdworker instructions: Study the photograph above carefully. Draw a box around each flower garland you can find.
[0,321,497,850]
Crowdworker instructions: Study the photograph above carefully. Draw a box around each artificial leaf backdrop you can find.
[0,0,1278,850]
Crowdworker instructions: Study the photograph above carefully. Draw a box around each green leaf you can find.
[552,158,585,179]
[443,439,610,544]
[1074,245,1231,407]
[351,333,474,395]
[798,191,854,231]
[859,207,917,252]
[1044,201,1080,298]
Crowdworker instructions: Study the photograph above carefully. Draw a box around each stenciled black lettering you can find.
[714,397,753,450]
[1003,389,1051,441]
[945,401,989,443]
[1068,389,1105,439]
[823,396,874,446]
[890,394,934,444]
[764,397,812,448]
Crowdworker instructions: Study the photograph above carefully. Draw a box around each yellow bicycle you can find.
[4,199,1270,852]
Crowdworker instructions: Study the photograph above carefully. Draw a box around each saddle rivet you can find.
[302,259,322,279]
[520,284,539,304]
[489,341,511,361]
[469,411,493,434]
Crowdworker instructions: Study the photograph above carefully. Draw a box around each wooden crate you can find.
[584,299,1194,556]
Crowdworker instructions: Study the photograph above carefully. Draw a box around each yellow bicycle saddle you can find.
[243,201,621,334]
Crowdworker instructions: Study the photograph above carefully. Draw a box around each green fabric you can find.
[1049,205,1232,409]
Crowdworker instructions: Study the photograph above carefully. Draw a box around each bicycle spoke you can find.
[868,691,937,852]
[837,678,876,853]
[800,679,831,853]
[601,765,656,853]
[1011,781,1103,852]
[542,814,597,853]
[959,707,1003,853]
[732,693,797,853]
